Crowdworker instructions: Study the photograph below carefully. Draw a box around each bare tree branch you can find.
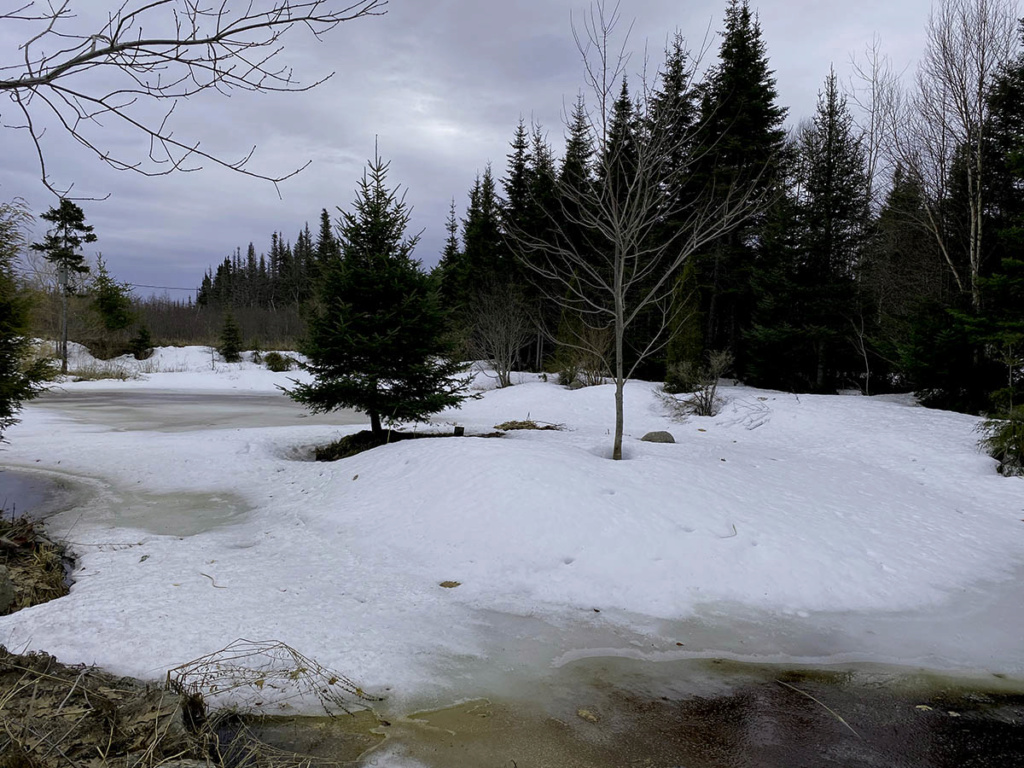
[508,1,770,460]
[0,0,386,197]
[876,0,1018,308]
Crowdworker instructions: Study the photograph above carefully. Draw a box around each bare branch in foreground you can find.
[1,1,386,197]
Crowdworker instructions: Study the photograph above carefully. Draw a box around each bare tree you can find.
[509,2,766,460]
[881,0,1018,309]
[848,34,901,207]
[0,0,385,196]
[469,281,533,389]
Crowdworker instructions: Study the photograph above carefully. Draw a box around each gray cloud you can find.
[1,0,933,298]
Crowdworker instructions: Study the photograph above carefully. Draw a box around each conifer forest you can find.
[7,0,1024,422]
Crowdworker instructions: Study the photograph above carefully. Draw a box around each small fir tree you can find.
[89,256,135,357]
[91,256,135,332]
[218,312,243,363]
[290,151,468,437]
[129,325,154,361]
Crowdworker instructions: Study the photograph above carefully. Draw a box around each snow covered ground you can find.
[1,345,1022,715]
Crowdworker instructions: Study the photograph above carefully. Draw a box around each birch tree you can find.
[885,0,1019,309]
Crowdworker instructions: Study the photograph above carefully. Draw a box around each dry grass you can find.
[66,361,139,382]
[493,420,564,431]
[0,517,70,616]
[0,640,382,768]
[0,648,193,768]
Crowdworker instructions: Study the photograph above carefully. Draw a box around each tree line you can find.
[4,0,1022,464]
[188,0,1024,423]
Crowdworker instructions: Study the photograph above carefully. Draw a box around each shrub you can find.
[128,325,153,360]
[67,361,138,381]
[250,338,264,365]
[557,362,580,388]
[264,351,293,372]
[978,406,1024,476]
[664,349,733,417]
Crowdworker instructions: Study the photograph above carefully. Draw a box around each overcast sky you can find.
[1,0,935,299]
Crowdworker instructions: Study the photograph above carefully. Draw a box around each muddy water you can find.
[253,658,1024,767]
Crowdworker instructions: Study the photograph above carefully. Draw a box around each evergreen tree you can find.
[218,311,243,363]
[691,0,789,373]
[291,152,468,437]
[0,199,51,440]
[435,198,465,314]
[501,119,534,233]
[560,95,594,192]
[292,222,315,305]
[128,325,154,361]
[90,256,135,333]
[860,167,949,366]
[30,199,95,278]
[748,70,871,391]
[30,199,96,373]
[895,22,1024,413]
[462,166,506,285]
[654,34,703,381]
[650,34,699,186]
[551,96,599,372]
[597,78,640,207]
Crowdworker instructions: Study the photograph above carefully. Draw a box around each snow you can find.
[1,345,1022,714]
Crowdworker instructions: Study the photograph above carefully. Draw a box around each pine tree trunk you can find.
[370,410,382,437]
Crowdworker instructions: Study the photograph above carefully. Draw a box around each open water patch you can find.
[111,490,250,536]
[0,467,85,521]
[368,658,1024,767]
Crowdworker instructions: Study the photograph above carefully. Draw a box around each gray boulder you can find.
[641,431,675,444]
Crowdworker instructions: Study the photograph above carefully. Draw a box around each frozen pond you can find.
[32,389,367,432]
[3,384,1023,765]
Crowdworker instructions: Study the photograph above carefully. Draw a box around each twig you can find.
[716,523,738,539]
[200,572,227,589]
[776,680,861,739]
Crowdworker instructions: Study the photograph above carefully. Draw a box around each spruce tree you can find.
[691,0,788,372]
[90,256,135,333]
[129,325,154,361]
[501,120,534,233]
[748,70,870,391]
[30,198,96,373]
[291,151,468,437]
[435,198,467,324]
[462,166,506,285]
[218,312,243,363]
[88,256,136,358]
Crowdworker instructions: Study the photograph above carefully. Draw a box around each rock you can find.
[641,431,675,444]
[0,565,14,613]
[567,380,585,391]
